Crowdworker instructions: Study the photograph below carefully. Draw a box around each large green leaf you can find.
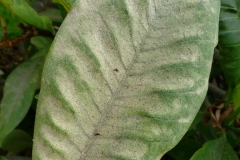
[1,129,32,152]
[0,0,54,33]
[190,137,238,160]
[218,0,240,87]
[218,0,240,120]
[32,0,220,159]
[0,47,49,146]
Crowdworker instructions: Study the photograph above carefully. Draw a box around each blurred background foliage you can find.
[0,0,239,160]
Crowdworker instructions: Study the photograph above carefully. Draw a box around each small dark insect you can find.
[94,133,100,136]
[113,68,119,72]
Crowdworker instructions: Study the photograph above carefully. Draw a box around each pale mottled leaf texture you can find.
[33,0,220,159]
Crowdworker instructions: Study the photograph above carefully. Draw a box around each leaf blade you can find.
[218,0,240,87]
[1,129,32,152]
[33,0,220,159]
[0,48,49,146]
[191,137,238,160]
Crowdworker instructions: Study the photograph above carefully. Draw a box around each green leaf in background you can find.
[30,36,52,50]
[0,156,7,160]
[232,84,240,118]
[3,157,31,160]
[196,121,218,141]
[52,0,76,12]
[0,46,50,146]
[188,111,204,131]
[65,0,75,6]
[218,0,240,122]
[191,137,238,160]
[1,129,32,152]
[38,9,63,23]
[168,137,202,160]
[0,0,54,33]
[32,0,220,159]
[0,2,22,40]
[218,0,240,87]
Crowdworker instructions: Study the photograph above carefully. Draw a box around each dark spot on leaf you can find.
[113,68,119,72]
[94,133,100,136]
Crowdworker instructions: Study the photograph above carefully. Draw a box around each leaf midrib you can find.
[80,4,157,157]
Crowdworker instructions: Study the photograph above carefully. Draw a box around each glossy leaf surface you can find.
[0,47,49,146]
[33,0,220,159]
[218,0,240,87]
[218,0,240,119]
[191,137,238,160]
